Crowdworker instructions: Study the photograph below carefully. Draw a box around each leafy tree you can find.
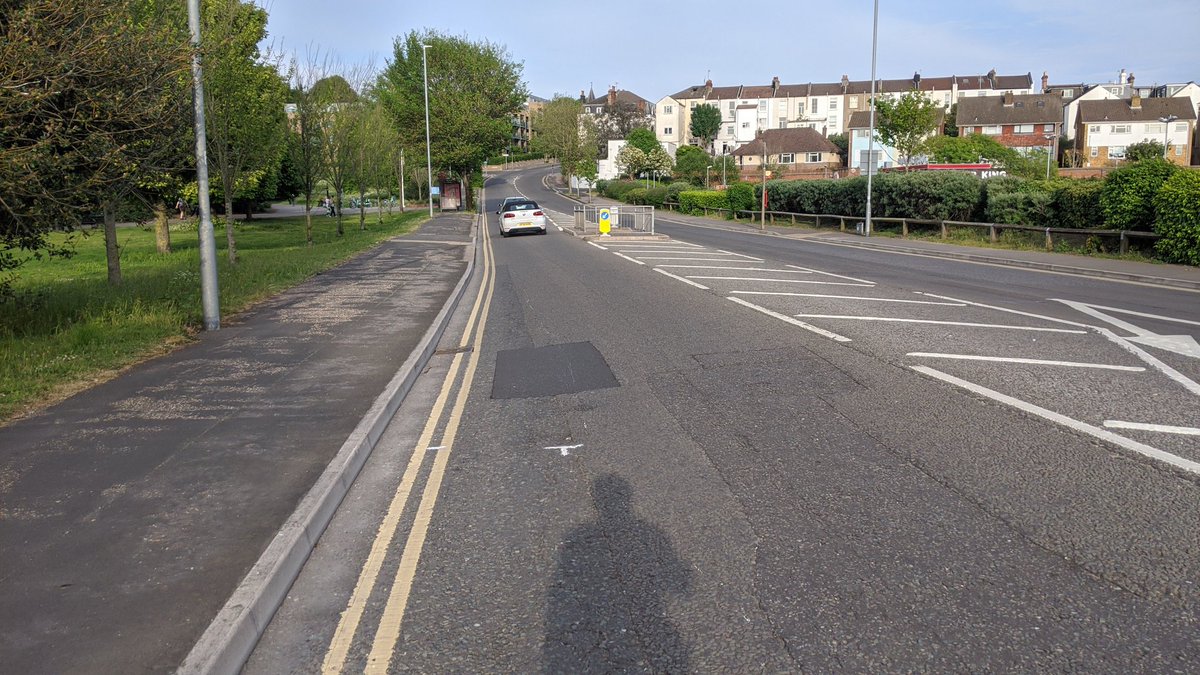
[874,90,940,169]
[315,70,366,235]
[377,30,526,210]
[0,0,191,292]
[625,127,660,156]
[575,159,599,197]
[924,133,1043,178]
[286,53,330,245]
[616,145,647,179]
[202,0,288,262]
[275,150,303,202]
[645,146,675,182]
[689,104,721,151]
[1126,140,1165,163]
[827,133,849,165]
[673,145,712,186]
[709,154,740,186]
[1101,158,1178,231]
[594,100,651,158]
[531,96,597,193]
[943,103,959,137]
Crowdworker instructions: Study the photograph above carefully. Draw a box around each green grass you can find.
[0,210,426,422]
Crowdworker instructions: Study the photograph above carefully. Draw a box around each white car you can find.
[498,199,547,237]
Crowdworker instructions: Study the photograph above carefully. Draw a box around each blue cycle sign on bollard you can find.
[598,208,612,235]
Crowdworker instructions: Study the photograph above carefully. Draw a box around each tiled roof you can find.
[587,89,651,107]
[847,108,944,129]
[957,93,1064,126]
[1078,97,1197,122]
[731,128,839,156]
[668,73,1034,103]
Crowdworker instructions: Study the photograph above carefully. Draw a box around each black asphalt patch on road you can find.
[491,341,619,399]
[0,215,472,673]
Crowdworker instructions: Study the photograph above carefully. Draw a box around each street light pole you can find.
[864,0,879,237]
[421,43,434,217]
[1044,133,1055,179]
[187,0,219,331]
[1159,114,1178,160]
[706,165,711,189]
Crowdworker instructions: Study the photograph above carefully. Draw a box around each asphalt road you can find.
[249,167,1200,672]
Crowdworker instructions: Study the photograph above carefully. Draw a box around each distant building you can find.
[1076,96,1196,167]
[956,92,1064,156]
[731,128,841,180]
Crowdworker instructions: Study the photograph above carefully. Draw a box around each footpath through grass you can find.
[0,210,426,422]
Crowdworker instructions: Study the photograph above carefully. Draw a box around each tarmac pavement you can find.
[0,213,474,673]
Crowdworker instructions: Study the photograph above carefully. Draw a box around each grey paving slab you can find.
[0,215,472,673]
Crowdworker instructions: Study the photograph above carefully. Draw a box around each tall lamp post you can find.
[1159,114,1178,160]
[187,0,219,330]
[705,165,712,189]
[864,0,879,237]
[421,43,434,217]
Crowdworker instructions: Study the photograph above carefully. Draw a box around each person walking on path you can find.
[175,197,186,220]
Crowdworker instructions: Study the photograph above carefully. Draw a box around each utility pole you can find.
[865,0,879,238]
[398,147,405,212]
[187,0,219,330]
[422,43,434,217]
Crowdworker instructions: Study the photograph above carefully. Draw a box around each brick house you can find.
[1076,96,1196,167]
[731,128,841,180]
[956,92,1064,157]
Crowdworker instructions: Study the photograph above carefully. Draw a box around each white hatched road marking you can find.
[688,277,874,287]
[1103,421,1200,436]
[622,249,729,255]
[654,268,709,289]
[787,264,875,285]
[732,291,962,305]
[636,257,757,262]
[716,249,764,261]
[795,315,1087,333]
[912,365,1200,476]
[587,241,608,250]
[657,266,812,273]
[614,252,646,265]
[727,297,852,342]
[907,352,1146,372]
[606,241,703,248]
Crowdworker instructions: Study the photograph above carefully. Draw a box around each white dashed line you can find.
[906,352,1146,372]
[614,252,646,265]
[794,315,1088,333]
[731,291,960,304]
[911,366,1200,476]
[616,249,722,254]
[654,268,709,289]
[657,266,811,273]
[1102,421,1200,436]
[727,297,852,342]
[716,249,764,261]
[587,241,608,250]
[634,257,755,262]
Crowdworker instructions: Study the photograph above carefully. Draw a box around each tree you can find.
[594,100,651,158]
[202,0,288,262]
[287,53,330,245]
[575,159,598,197]
[625,127,660,156]
[315,70,365,235]
[377,30,526,210]
[616,145,647,179]
[924,133,1042,177]
[645,147,675,184]
[674,145,712,186]
[827,133,849,166]
[531,96,598,192]
[874,90,940,169]
[943,103,959,137]
[1126,140,1166,163]
[689,104,722,151]
[0,0,191,292]
[709,154,740,186]
[1101,159,1178,231]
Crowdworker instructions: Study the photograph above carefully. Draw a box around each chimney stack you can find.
[1128,72,1135,87]
[771,75,780,94]
[1131,93,1142,109]
[1041,71,1049,93]
[987,68,997,87]
[1003,91,1014,106]
[607,85,617,107]
[913,71,921,88]
[840,74,849,93]
[704,79,713,95]
[1119,68,1127,85]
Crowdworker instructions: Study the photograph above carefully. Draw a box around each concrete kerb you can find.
[177,219,480,675]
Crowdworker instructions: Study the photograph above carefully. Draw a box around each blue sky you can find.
[261,0,1199,100]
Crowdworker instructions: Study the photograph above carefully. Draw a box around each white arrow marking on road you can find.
[1125,334,1200,359]
[545,444,583,456]
[1056,299,1200,359]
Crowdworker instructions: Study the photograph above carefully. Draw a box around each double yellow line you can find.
[322,205,497,674]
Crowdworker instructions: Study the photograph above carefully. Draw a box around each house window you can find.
[812,99,820,114]
[758,100,767,112]
[944,93,951,106]
[726,125,734,135]
[1090,147,1099,157]
[728,101,735,111]
[1145,123,1163,134]
[797,102,805,115]
[1176,123,1188,133]
[849,96,858,108]
[1044,124,1055,132]
[806,152,820,162]
[1110,146,1126,159]
[664,105,673,114]
[854,129,869,138]
[1014,124,1034,134]
[779,120,787,129]
[983,125,1001,135]
[779,153,795,164]
[741,121,750,128]
[663,127,672,135]
[1111,124,1131,133]
[829,98,838,110]
[690,101,697,108]
[1177,145,1184,156]
[1088,124,1100,133]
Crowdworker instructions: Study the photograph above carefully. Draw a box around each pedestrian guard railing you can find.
[573,204,655,235]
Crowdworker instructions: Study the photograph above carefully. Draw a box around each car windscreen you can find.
[503,201,539,211]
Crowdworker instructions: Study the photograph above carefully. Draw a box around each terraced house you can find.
[1076,95,1196,167]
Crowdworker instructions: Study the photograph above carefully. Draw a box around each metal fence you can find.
[572,204,655,235]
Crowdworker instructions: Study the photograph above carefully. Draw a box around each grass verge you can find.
[0,210,426,423]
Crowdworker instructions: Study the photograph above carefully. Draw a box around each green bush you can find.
[882,171,981,221]
[1047,179,1104,229]
[595,179,610,195]
[602,180,642,201]
[641,186,669,208]
[665,181,693,206]
[1101,159,1178,231]
[678,190,730,214]
[982,176,1054,225]
[624,188,648,205]
[1152,169,1200,265]
[727,182,755,213]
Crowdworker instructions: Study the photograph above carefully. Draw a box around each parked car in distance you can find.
[498,199,547,237]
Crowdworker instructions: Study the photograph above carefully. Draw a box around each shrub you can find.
[595,179,610,195]
[665,181,693,206]
[1101,159,1178,231]
[678,190,730,214]
[1047,179,1104,229]
[1152,169,1200,265]
[641,186,669,208]
[727,182,755,213]
[624,188,648,205]
[602,180,642,201]
[983,176,1053,225]
[881,171,981,221]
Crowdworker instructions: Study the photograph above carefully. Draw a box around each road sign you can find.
[598,208,611,235]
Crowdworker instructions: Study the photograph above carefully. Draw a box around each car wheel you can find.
[499,229,507,237]
[539,228,547,235]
